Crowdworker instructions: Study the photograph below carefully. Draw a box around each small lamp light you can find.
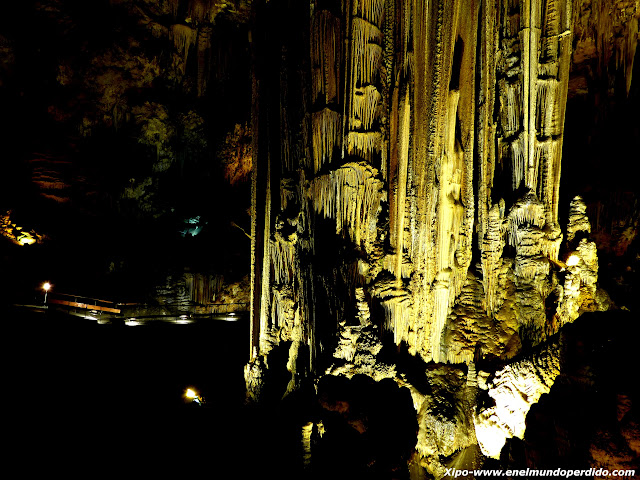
[43,282,51,305]
[566,254,580,267]
[185,387,203,405]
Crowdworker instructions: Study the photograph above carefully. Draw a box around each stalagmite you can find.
[474,341,561,458]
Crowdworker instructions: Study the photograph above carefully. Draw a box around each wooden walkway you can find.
[48,293,121,314]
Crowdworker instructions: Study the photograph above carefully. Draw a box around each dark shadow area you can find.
[311,374,418,480]
[2,304,252,474]
[497,310,639,471]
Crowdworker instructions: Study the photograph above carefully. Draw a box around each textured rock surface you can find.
[245,0,638,476]
[474,341,561,458]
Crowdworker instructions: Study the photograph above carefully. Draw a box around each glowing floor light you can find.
[175,314,192,325]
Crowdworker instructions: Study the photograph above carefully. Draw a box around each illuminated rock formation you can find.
[245,0,636,473]
[0,211,43,246]
[474,340,562,458]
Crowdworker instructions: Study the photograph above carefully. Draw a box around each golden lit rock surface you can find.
[1,211,43,246]
[245,0,637,473]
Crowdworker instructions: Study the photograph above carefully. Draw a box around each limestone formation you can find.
[243,0,637,475]
[474,341,562,458]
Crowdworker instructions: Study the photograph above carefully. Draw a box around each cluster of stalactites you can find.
[311,108,342,173]
[573,0,639,95]
[351,85,382,130]
[311,10,342,105]
[184,271,224,304]
[308,162,384,252]
[310,8,343,174]
[167,0,239,24]
[495,0,572,228]
[170,22,212,96]
[168,0,243,96]
[351,16,383,86]
[352,0,386,26]
[251,0,593,381]
[171,24,197,72]
[271,231,297,285]
[346,1,386,166]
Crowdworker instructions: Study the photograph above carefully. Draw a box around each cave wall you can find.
[0,0,255,304]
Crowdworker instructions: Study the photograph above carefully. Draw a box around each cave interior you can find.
[0,0,638,478]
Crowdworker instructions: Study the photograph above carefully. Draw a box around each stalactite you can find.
[394,86,411,285]
[168,0,180,17]
[184,272,224,305]
[574,0,639,95]
[308,163,384,250]
[353,0,386,27]
[381,294,412,344]
[346,131,382,162]
[171,24,197,73]
[311,108,341,173]
[271,232,297,285]
[311,10,342,104]
[431,271,451,362]
[196,25,212,97]
[280,178,297,212]
[506,193,546,248]
[351,85,381,130]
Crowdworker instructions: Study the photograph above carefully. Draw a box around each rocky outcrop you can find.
[474,341,562,458]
